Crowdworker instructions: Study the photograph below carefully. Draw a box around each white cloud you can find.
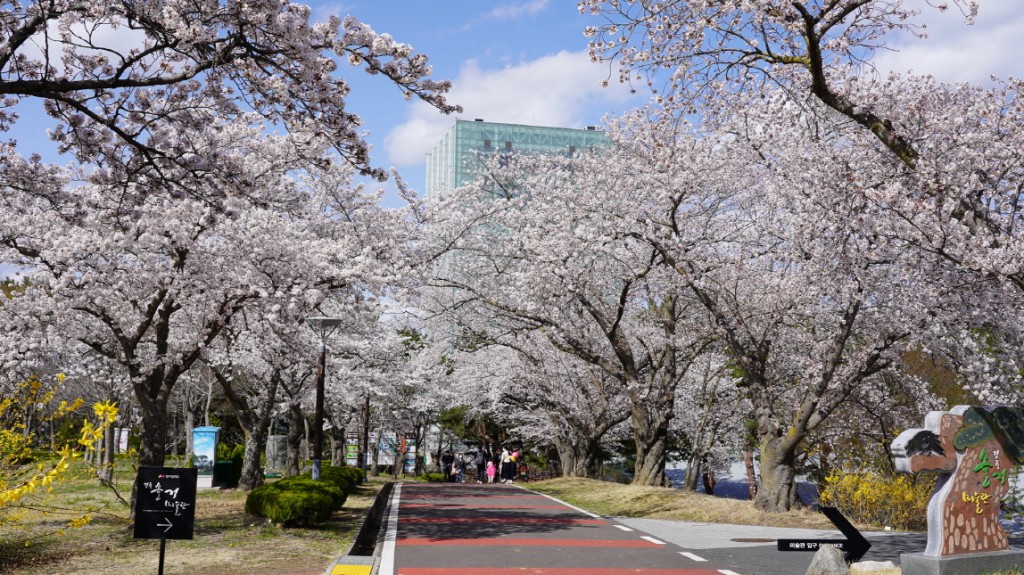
[483,0,550,21]
[870,0,1024,82]
[384,50,638,166]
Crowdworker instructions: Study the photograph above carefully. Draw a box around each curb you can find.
[323,481,395,575]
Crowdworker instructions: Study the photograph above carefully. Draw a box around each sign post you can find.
[776,506,871,563]
[133,467,198,575]
[403,434,417,476]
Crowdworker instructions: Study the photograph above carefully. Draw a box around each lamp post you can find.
[416,411,428,477]
[305,316,342,480]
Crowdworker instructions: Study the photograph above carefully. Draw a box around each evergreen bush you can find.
[295,464,363,493]
[259,485,335,526]
[244,477,347,526]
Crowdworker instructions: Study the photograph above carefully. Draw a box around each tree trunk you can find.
[285,403,303,477]
[744,449,757,500]
[630,406,670,486]
[215,370,279,490]
[554,441,579,478]
[682,453,701,492]
[370,430,379,476]
[98,422,115,483]
[137,395,170,468]
[302,416,310,463]
[170,409,179,456]
[330,426,345,467]
[554,434,604,478]
[433,425,444,473]
[754,434,802,511]
[184,408,194,461]
[238,430,265,490]
[701,463,716,495]
[632,434,667,486]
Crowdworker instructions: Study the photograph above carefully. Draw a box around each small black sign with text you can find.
[133,466,197,540]
[776,507,871,563]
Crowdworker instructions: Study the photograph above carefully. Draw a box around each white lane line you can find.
[535,492,603,519]
[679,551,707,562]
[378,482,402,575]
[612,525,634,532]
[640,535,667,545]
[718,570,743,575]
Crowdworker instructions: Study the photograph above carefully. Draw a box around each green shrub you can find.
[245,477,347,527]
[260,487,334,526]
[820,469,934,531]
[244,484,271,515]
[280,477,348,508]
[417,473,446,483]
[217,443,245,462]
[297,464,363,494]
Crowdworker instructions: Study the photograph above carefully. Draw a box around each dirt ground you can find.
[1,465,387,575]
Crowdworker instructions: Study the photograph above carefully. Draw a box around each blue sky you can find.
[332,0,643,201]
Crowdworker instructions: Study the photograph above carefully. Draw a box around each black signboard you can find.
[777,506,871,563]
[133,466,197,540]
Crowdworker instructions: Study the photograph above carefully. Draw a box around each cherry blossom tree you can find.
[0,119,415,469]
[605,105,995,510]
[0,0,457,196]
[425,148,717,486]
[579,0,976,165]
[671,351,747,493]
[441,331,631,478]
[580,0,1024,337]
[202,314,295,490]
[577,3,1024,505]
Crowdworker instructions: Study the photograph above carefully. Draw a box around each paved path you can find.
[373,481,1024,575]
[379,482,740,575]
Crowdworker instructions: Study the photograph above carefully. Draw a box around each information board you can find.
[403,434,417,474]
[345,432,360,467]
[133,466,198,540]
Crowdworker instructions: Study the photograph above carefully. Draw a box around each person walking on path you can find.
[499,446,514,484]
[485,459,496,483]
[474,449,486,483]
[440,450,455,483]
[453,453,464,483]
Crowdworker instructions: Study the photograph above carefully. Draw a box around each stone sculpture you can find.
[892,405,1023,556]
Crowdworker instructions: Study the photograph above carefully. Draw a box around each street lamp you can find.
[305,316,342,480]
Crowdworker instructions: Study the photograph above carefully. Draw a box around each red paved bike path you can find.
[381,482,737,575]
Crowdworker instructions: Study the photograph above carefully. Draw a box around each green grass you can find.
[529,477,838,529]
[1,457,383,575]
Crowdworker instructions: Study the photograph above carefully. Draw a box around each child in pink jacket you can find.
[485,460,497,483]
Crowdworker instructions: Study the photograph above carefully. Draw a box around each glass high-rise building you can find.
[425,119,607,198]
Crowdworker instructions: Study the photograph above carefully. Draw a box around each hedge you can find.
[244,464,363,527]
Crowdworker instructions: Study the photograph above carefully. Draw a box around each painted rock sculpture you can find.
[892,405,1023,556]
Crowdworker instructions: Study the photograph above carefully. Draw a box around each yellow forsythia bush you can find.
[1,376,117,543]
[819,469,935,531]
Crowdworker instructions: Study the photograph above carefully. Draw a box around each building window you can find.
[569,145,577,155]
[483,139,492,148]
[505,141,512,150]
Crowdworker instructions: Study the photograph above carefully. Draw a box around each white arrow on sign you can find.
[157,517,173,533]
